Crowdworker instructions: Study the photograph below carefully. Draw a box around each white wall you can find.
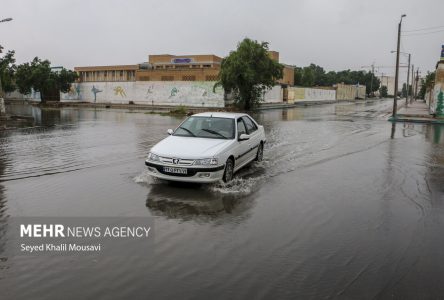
[287,87,336,103]
[61,81,225,107]
[262,86,283,103]
[304,88,336,101]
[5,89,41,101]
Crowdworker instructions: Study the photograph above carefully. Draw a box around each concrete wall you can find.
[262,86,283,103]
[430,62,444,114]
[287,87,335,103]
[60,81,225,107]
[5,89,41,101]
[336,84,366,100]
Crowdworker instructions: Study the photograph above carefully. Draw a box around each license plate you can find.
[163,167,187,174]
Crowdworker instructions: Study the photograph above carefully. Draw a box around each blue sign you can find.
[172,58,193,64]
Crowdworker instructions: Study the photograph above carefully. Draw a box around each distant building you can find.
[75,65,138,82]
[74,51,294,85]
[136,54,222,82]
[377,75,396,95]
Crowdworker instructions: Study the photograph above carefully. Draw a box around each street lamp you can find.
[391,50,411,106]
[0,18,13,23]
[392,14,406,118]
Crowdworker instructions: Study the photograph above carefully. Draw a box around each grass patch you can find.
[169,105,188,115]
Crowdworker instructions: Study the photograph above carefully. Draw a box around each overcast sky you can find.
[1,0,443,81]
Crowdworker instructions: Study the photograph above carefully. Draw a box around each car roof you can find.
[192,112,248,119]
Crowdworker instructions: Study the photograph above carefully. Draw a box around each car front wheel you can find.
[223,158,234,182]
[255,143,264,162]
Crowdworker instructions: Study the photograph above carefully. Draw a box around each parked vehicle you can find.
[145,112,266,183]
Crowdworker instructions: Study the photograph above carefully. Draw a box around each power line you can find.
[403,25,444,32]
[402,29,444,36]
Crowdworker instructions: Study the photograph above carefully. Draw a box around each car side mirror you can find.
[239,133,250,141]
[167,129,174,135]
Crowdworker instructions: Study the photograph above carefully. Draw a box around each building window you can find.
[182,75,196,81]
[175,65,190,69]
[205,75,218,81]
[161,76,174,81]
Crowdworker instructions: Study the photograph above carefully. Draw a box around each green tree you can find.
[0,46,17,94]
[216,38,283,110]
[15,57,78,103]
[365,72,380,96]
[379,85,388,98]
[418,71,435,100]
[437,90,444,117]
[301,67,315,87]
[294,67,303,86]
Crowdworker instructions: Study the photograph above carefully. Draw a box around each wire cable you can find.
[402,29,444,36]
[403,25,444,32]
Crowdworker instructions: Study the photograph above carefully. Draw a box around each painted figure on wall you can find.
[436,90,444,117]
[76,85,81,99]
[91,85,103,103]
[145,85,154,99]
[170,87,179,98]
[114,86,126,97]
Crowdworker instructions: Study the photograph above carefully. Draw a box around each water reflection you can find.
[430,125,444,144]
[146,182,249,221]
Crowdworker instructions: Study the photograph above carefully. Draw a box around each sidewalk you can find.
[391,100,444,124]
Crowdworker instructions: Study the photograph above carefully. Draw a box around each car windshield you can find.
[174,116,235,139]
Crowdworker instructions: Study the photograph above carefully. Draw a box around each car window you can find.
[242,116,258,134]
[174,116,235,139]
[237,118,247,137]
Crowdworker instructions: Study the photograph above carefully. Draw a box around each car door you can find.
[233,117,250,169]
[241,116,260,162]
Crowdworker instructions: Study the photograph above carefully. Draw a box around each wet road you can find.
[1,100,444,299]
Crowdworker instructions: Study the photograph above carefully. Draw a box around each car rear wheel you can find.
[255,143,264,162]
[223,158,234,182]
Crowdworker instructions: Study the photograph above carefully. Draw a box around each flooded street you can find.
[1,100,444,299]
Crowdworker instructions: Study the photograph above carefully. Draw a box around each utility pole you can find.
[406,53,411,107]
[392,14,406,118]
[410,64,414,103]
[414,68,419,100]
[370,64,375,98]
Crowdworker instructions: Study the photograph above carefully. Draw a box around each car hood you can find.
[151,136,233,158]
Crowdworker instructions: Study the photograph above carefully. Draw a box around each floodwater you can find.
[1,100,443,299]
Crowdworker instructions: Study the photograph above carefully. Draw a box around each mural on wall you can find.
[191,82,217,97]
[76,85,81,99]
[436,90,444,117]
[169,87,179,98]
[91,85,103,102]
[145,85,154,99]
[62,81,225,107]
[113,86,126,97]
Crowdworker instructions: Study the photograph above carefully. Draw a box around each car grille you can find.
[158,156,195,166]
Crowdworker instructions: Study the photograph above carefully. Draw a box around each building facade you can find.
[75,65,138,82]
[74,51,294,85]
[136,54,221,82]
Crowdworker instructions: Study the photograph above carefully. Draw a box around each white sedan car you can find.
[145,112,266,183]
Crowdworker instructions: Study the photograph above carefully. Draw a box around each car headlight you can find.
[194,158,218,166]
[147,152,160,162]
